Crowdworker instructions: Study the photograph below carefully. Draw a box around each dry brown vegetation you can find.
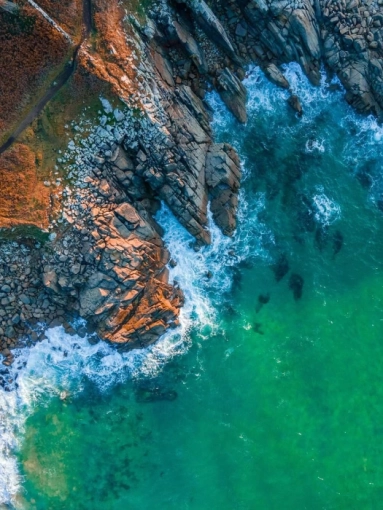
[0,67,116,229]
[0,0,148,231]
[0,2,71,141]
[35,0,83,39]
[0,143,50,228]
[78,0,140,104]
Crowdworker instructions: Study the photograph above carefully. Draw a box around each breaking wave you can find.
[0,324,188,507]
[312,188,341,226]
[0,200,268,508]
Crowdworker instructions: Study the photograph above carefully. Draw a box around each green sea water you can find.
[6,64,383,509]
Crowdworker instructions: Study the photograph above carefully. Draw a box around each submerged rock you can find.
[289,273,304,300]
[258,293,270,305]
[315,226,329,252]
[256,293,270,313]
[252,322,264,335]
[272,254,290,282]
[135,386,178,403]
[333,230,344,257]
[356,167,373,189]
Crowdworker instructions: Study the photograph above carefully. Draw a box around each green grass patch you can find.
[0,224,49,244]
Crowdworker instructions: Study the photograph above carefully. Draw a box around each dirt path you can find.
[27,0,74,42]
[0,0,92,155]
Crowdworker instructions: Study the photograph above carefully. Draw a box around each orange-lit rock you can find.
[0,143,50,228]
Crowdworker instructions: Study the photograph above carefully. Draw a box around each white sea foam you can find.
[312,188,341,226]
[305,139,325,153]
[157,194,270,335]
[245,63,342,120]
[0,320,192,507]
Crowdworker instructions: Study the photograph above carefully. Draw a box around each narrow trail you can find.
[27,0,73,43]
[0,0,93,155]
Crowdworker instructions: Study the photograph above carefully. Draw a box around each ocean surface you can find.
[3,64,383,509]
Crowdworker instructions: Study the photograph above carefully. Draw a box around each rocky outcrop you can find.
[38,175,185,349]
[237,0,322,84]
[77,203,183,348]
[319,0,383,115]
[29,71,241,349]
[264,63,290,89]
[4,0,383,356]
[0,241,66,363]
[216,68,248,122]
[183,0,241,64]
[206,143,242,236]
[152,0,383,118]
[230,0,383,115]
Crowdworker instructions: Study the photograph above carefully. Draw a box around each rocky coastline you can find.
[1,0,383,364]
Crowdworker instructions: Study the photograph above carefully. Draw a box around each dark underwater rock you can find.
[333,230,344,257]
[256,292,270,313]
[377,197,383,213]
[252,322,264,335]
[289,273,304,300]
[297,195,316,233]
[238,259,254,270]
[272,254,289,282]
[356,168,373,189]
[265,178,280,201]
[258,293,270,305]
[232,267,243,289]
[135,386,178,403]
[315,226,329,252]
[223,303,237,317]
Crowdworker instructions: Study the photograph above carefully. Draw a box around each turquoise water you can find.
[4,64,383,509]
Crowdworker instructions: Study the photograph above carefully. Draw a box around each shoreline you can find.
[3,0,383,505]
[2,0,383,359]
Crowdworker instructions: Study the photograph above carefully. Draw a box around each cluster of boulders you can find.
[320,0,383,113]
[38,92,241,348]
[0,31,244,357]
[43,170,185,349]
[0,241,65,363]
